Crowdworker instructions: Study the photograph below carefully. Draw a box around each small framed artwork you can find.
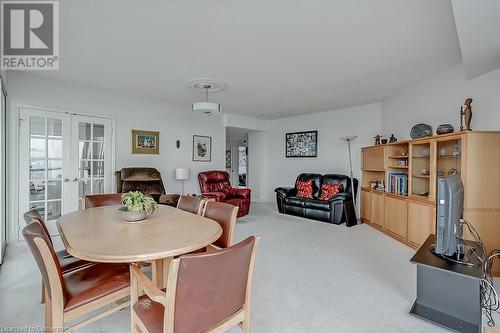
[132,129,160,155]
[193,135,212,162]
[225,150,232,168]
[285,130,318,158]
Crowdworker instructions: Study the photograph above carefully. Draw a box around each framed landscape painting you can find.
[132,129,160,154]
[285,130,318,158]
[193,135,212,162]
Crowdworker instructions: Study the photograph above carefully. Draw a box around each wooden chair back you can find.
[131,236,260,333]
[177,196,205,215]
[23,209,52,245]
[202,201,238,248]
[22,223,67,304]
[84,193,123,209]
[170,236,257,333]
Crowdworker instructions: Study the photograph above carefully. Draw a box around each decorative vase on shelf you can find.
[436,124,454,135]
[119,191,158,223]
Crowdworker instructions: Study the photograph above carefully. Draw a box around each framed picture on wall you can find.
[193,135,212,162]
[285,130,318,158]
[225,150,231,168]
[131,129,160,154]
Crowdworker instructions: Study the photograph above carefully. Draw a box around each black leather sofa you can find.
[275,173,357,225]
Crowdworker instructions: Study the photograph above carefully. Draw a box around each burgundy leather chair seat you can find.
[198,171,251,217]
[133,295,165,333]
[64,262,130,312]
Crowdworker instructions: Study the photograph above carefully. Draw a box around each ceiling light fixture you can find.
[189,78,226,115]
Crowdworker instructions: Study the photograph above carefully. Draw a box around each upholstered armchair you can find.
[198,170,251,217]
[115,168,179,206]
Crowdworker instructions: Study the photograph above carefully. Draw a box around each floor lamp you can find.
[175,168,190,195]
[339,136,359,225]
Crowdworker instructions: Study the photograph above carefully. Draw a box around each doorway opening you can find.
[225,127,249,188]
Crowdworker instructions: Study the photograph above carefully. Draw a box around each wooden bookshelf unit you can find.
[360,131,500,274]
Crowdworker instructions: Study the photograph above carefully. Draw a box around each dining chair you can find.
[23,222,131,332]
[130,236,260,333]
[202,201,239,249]
[83,193,123,209]
[177,195,205,215]
[23,209,95,303]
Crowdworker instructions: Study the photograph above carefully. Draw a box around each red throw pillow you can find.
[319,183,343,201]
[296,180,313,199]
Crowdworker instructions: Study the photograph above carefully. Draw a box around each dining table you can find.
[57,204,222,288]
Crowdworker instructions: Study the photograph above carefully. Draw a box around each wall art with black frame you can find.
[285,130,318,158]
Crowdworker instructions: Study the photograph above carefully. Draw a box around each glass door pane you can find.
[0,79,6,263]
[437,139,462,178]
[28,117,64,224]
[20,109,70,238]
[411,143,431,198]
[73,117,112,210]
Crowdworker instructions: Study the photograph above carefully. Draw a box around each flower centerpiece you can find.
[119,191,158,223]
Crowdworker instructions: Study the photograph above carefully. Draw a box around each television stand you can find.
[410,235,483,333]
[429,242,478,267]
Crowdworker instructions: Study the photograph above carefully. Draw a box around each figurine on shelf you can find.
[460,98,473,131]
[399,149,408,156]
[374,135,381,145]
[389,134,397,143]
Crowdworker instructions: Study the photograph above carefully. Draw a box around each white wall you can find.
[248,131,268,202]
[7,72,225,241]
[223,114,269,131]
[263,103,382,203]
[382,64,500,139]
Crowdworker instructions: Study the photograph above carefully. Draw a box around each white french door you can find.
[19,108,113,238]
[71,115,112,212]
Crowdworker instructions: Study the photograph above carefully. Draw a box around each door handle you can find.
[72,178,78,182]
[63,178,69,182]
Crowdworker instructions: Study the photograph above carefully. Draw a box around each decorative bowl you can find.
[436,124,454,135]
[410,123,432,139]
[118,206,148,223]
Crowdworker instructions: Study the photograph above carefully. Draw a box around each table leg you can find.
[151,257,173,289]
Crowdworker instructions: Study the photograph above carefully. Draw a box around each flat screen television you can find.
[435,175,464,256]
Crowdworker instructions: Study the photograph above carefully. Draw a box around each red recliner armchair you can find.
[198,171,251,217]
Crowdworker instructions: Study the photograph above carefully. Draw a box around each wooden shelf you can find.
[437,155,461,158]
[388,165,408,169]
[386,192,408,199]
[361,131,500,276]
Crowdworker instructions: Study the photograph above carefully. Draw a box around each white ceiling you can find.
[452,0,500,80]
[33,0,461,119]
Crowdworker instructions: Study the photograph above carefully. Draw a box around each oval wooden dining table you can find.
[57,204,222,288]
